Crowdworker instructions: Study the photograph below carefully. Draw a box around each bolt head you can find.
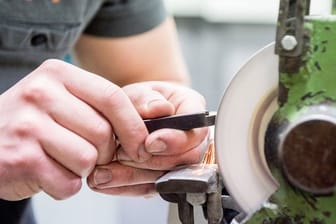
[281,35,298,51]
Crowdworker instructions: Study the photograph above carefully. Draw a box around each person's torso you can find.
[0,0,104,92]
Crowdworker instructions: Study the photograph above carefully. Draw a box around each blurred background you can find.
[32,0,332,223]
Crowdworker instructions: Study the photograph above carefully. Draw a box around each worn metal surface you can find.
[155,164,225,224]
[248,16,336,224]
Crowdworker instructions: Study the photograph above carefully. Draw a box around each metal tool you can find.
[156,164,224,224]
[144,111,216,133]
[144,111,227,223]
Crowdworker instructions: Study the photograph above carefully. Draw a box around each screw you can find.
[281,35,298,51]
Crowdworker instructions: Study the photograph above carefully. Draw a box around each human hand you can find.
[87,81,209,196]
[0,60,152,200]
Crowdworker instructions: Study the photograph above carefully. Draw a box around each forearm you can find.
[73,18,190,87]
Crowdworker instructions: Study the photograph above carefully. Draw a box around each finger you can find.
[123,82,208,156]
[36,152,82,200]
[145,128,208,155]
[122,84,174,119]
[117,146,203,170]
[90,183,156,196]
[139,81,207,114]
[38,60,150,162]
[38,115,98,177]
[37,82,115,165]
[87,162,164,189]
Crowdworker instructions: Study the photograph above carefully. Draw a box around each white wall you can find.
[164,0,332,24]
[33,184,169,224]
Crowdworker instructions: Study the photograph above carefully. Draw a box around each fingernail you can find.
[138,144,152,162]
[147,139,167,153]
[94,168,112,185]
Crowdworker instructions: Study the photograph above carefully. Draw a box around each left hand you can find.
[87,81,209,196]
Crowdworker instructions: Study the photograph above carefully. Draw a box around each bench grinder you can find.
[154,0,336,223]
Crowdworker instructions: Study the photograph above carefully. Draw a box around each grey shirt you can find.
[0,1,166,223]
[0,0,166,92]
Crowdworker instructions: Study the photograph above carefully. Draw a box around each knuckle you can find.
[124,122,147,143]
[20,76,53,105]
[77,150,97,174]
[52,179,82,200]
[8,152,31,170]
[5,146,42,181]
[21,59,66,104]
[92,119,112,147]
[10,114,41,138]
[38,59,65,77]
[101,84,124,105]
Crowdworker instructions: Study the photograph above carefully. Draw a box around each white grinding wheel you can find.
[215,43,280,220]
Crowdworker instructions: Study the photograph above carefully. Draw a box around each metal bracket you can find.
[275,0,310,57]
[155,164,227,224]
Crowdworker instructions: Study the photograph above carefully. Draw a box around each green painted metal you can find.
[278,17,336,121]
[246,16,336,224]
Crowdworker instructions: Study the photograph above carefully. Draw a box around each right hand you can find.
[87,81,209,196]
[0,59,153,200]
